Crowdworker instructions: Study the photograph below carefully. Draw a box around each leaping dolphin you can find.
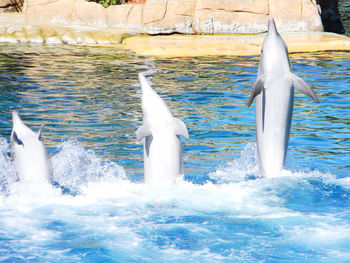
[11,111,52,183]
[247,17,319,177]
[136,73,189,186]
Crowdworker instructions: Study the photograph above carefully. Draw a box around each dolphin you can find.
[11,111,52,183]
[247,17,319,177]
[136,73,189,186]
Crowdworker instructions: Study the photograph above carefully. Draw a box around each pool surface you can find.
[0,44,349,262]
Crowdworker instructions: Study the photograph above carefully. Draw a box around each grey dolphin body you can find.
[136,74,189,186]
[11,111,52,183]
[248,17,319,177]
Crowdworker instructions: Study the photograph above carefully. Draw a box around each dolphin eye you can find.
[13,131,24,146]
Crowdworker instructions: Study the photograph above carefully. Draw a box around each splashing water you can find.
[51,139,126,195]
[0,45,348,261]
[0,137,17,194]
[209,143,261,183]
[0,137,348,262]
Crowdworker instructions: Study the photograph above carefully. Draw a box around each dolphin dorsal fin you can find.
[247,75,265,107]
[172,117,189,139]
[136,124,152,142]
[38,124,45,141]
[290,73,319,103]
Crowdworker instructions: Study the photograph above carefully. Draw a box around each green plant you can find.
[87,0,128,8]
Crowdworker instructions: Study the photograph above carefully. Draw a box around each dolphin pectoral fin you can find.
[12,131,24,147]
[38,124,45,141]
[247,77,265,107]
[172,117,189,139]
[290,73,319,103]
[145,136,152,157]
[136,125,152,142]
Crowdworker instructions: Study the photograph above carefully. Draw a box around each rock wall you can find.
[0,0,23,12]
[23,0,324,34]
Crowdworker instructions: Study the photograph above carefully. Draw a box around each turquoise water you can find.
[0,44,349,262]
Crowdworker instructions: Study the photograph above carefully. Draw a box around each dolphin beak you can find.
[12,110,23,127]
[267,16,278,35]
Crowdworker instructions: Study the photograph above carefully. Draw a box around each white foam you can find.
[290,222,350,247]
[51,139,126,194]
[0,138,17,194]
[0,137,348,261]
[209,143,260,184]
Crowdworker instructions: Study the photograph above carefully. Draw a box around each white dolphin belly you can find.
[144,133,183,185]
[12,138,52,183]
[255,82,294,177]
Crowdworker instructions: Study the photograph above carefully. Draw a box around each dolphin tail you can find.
[247,76,265,107]
[136,124,152,142]
[12,110,24,127]
[138,73,153,93]
[290,73,319,103]
[267,16,278,36]
[172,117,189,139]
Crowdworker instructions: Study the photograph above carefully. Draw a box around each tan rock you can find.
[24,0,75,25]
[22,0,27,13]
[0,26,19,43]
[194,9,267,33]
[0,0,11,5]
[60,31,78,44]
[0,0,21,13]
[25,25,44,43]
[174,0,196,16]
[25,0,58,6]
[122,33,350,58]
[40,28,63,44]
[107,4,133,26]
[75,31,96,44]
[71,0,108,27]
[302,0,323,31]
[126,4,143,28]
[144,15,194,34]
[92,32,111,44]
[7,26,26,42]
[143,0,167,24]
[269,0,302,27]
[269,0,323,32]
[194,0,269,33]
[21,0,324,35]
[107,4,144,30]
[195,0,268,15]
[128,0,146,3]
[144,0,195,34]
[6,25,23,34]
[109,34,124,44]
[0,25,5,34]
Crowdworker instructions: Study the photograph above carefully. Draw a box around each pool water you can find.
[0,44,349,262]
